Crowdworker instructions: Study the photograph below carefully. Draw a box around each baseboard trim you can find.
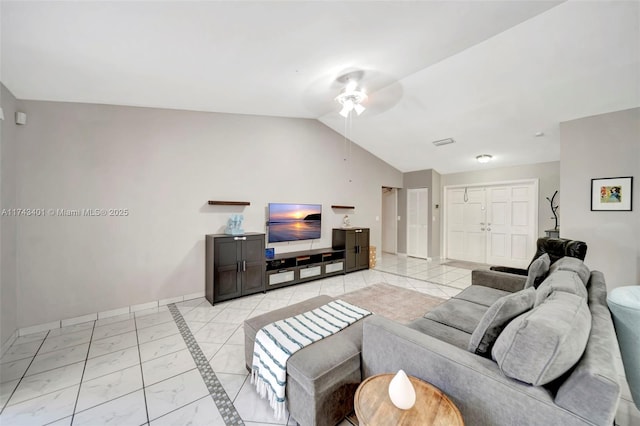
[17,291,206,337]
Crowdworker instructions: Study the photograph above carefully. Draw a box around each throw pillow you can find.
[535,269,588,306]
[492,291,591,386]
[468,287,536,357]
[524,253,551,289]
[549,257,590,285]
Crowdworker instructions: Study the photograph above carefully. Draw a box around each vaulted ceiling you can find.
[2,1,638,173]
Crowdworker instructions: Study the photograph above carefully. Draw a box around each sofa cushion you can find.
[453,285,511,307]
[549,257,590,285]
[423,299,488,334]
[492,291,591,386]
[525,253,550,289]
[468,287,536,357]
[408,317,471,350]
[535,270,588,306]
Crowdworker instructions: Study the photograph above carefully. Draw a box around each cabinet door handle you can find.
[243,260,246,272]
[355,229,362,233]
[234,236,247,241]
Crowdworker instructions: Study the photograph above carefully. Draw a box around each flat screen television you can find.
[268,203,322,243]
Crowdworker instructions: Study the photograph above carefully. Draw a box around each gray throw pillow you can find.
[492,291,591,386]
[468,287,536,357]
[525,253,551,289]
[535,269,588,306]
[549,257,590,285]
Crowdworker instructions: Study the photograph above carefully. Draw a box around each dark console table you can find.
[265,248,346,290]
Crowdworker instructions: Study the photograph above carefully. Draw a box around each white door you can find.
[446,181,537,265]
[381,187,397,254]
[447,187,486,262]
[407,188,429,259]
[485,184,536,268]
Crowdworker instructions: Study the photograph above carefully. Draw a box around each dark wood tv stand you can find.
[265,247,346,290]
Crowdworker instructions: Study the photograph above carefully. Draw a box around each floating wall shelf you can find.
[208,201,250,206]
[331,205,355,210]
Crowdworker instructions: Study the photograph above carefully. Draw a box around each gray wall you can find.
[398,169,440,257]
[560,108,640,290]
[1,84,19,348]
[13,100,402,328]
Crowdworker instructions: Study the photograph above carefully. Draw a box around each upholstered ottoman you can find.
[244,295,365,426]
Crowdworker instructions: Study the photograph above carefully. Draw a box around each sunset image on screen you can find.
[268,204,322,243]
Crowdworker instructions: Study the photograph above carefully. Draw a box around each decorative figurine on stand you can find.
[225,214,245,235]
[342,215,351,228]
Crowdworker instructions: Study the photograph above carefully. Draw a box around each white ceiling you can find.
[2,1,639,173]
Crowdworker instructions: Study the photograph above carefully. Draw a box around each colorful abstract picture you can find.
[600,186,622,203]
[591,177,633,211]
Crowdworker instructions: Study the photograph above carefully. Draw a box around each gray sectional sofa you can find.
[362,258,621,426]
[244,256,620,426]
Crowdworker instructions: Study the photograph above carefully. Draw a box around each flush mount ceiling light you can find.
[335,80,367,118]
[476,154,493,164]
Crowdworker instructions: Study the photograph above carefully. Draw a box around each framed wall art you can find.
[591,176,633,211]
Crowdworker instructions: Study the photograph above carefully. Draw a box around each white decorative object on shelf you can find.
[342,215,351,228]
[388,369,416,410]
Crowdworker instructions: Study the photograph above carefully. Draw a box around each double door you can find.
[205,233,265,304]
[333,228,370,273]
[446,182,537,267]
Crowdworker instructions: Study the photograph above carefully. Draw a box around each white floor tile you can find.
[0,358,32,383]
[197,342,223,361]
[83,346,140,382]
[136,321,180,344]
[234,379,289,424]
[139,333,187,362]
[1,340,41,363]
[150,395,225,426]
[0,384,78,426]
[88,331,138,359]
[26,342,89,376]
[92,319,136,341]
[135,310,174,329]
[209,344,246,375]
[39,329,92,354]
[193,323,239,344]
[10,331,48,347]
[217,372,248,401]
[227,327,245,345]
[213,308,255,325]
[95,313,134,327]
[72,389,147,426]
[76,364,143,412]
[0,379,19,408]
[181,306,225,323]
[144,369,209,421]
[9,361,84,405]
[142,349,197,386]
[47,322,94,338]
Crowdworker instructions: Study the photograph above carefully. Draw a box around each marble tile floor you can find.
[0,255,637,425]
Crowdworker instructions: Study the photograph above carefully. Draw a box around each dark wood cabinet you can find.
[332,228,370,273]
[205,233,265,305]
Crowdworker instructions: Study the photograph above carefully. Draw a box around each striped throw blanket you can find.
[251,299,371,419]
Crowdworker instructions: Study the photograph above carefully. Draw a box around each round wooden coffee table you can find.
[354,373,464,426]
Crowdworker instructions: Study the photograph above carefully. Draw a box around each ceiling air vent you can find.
[432,138,455,147]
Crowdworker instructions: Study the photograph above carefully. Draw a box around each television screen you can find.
[268,203,322,243]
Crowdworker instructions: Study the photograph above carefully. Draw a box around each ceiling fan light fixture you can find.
[335,82,367,117]
[476,154,493,164]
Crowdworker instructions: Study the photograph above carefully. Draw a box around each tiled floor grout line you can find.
[133,315,151,425]
[69,321,97,425]
[168,303,245,426]
[0,329,50,414]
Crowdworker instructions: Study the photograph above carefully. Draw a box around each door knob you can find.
[487,227,492,231]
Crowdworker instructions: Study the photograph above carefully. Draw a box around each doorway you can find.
[407,188,429,259]
[381,187,397,254]
[444,180,538,267]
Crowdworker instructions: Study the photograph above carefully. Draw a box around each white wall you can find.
[441,161,561,244]
[560,108,640,290]
[1,84,19,348]
[14,100,402,328]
